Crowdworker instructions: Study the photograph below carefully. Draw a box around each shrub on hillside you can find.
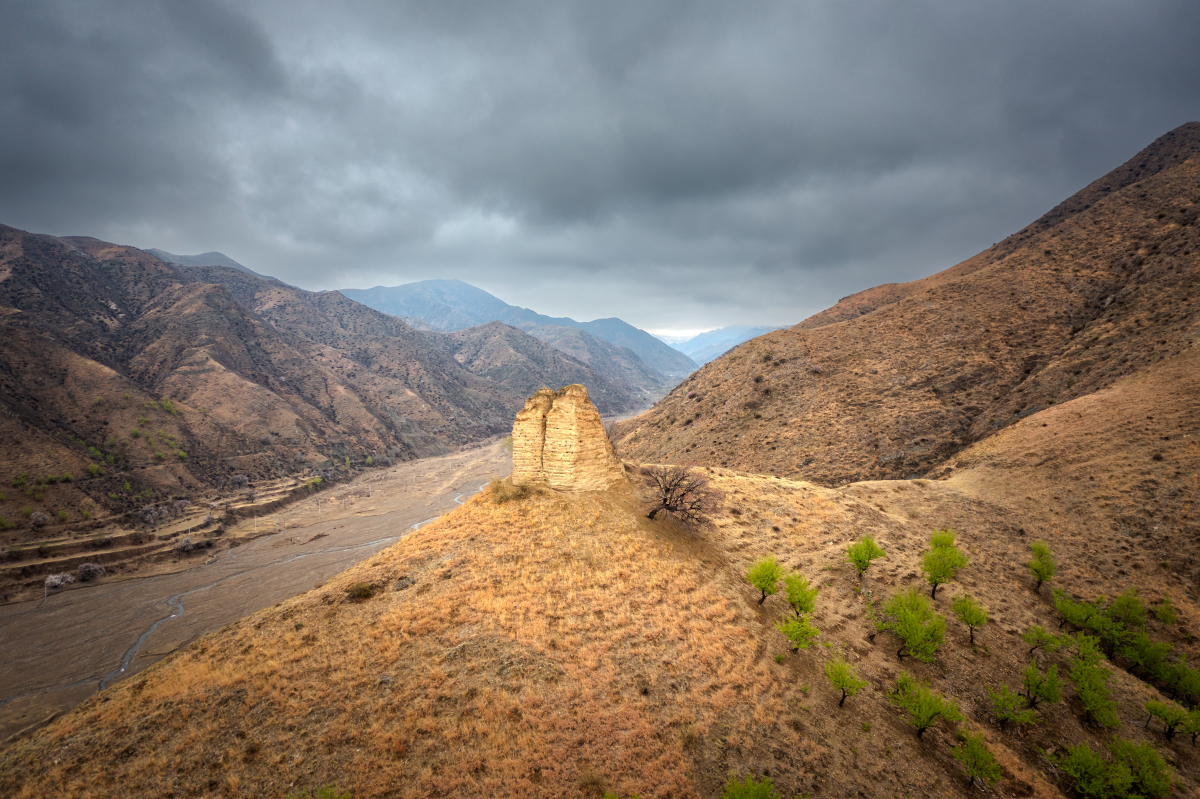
[952,728,1003,787]
[643,465,720,527]
[721,775,781,799]
[824,653,868,707]
[989,686,1036,727]
[846,535,886,578]
[951,594,988,644]
[746,556,784,605]
[1052,739,1173,799]
[920,528,967,598]
[1028,540,1056,591]
[889,671,961,738]
[77,563,105,582]
[879,587,945,662]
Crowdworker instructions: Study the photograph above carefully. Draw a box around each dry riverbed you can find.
[0,442,511,743]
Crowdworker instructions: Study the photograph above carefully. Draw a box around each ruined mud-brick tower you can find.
[511,384,626,490]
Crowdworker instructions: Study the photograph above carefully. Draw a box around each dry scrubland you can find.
[4,125,1200,798]
[3,338,1199,797]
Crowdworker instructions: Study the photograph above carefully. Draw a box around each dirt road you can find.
[0,442,511,742]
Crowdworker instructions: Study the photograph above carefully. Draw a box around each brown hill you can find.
[524,323,673,407]
[423,321,638,415]
[3,343,1198,797]
[0,229,533,553]
[612,122,1200,485]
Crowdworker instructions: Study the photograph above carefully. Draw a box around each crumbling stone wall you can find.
[511,384,625,491]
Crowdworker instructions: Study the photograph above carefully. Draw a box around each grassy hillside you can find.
[4,340,1198,797]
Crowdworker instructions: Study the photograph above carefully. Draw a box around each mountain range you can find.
[341,279,698,379]
[0,233,658,533]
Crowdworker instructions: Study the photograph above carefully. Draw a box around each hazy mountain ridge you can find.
[672,325,783,364]
[340,279,698,378]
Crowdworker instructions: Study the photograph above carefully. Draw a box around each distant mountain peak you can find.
[148,248,290,286]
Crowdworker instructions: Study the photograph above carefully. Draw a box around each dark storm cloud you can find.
[2,0,1198,332]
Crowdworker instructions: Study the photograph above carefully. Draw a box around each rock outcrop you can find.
[511,384,626,491]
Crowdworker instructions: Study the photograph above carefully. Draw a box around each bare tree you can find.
[642,465,720,527]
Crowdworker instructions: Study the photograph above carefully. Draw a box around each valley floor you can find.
[0,442,512,743]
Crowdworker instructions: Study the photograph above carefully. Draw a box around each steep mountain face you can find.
[418,320,637,415]
[0,230,530,529]
[614,122,1200,485]
[523,323,671,406]
[674,325,783,365]
[340,279,699,379]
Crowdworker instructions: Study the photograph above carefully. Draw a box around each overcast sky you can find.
[2,1,1198,335]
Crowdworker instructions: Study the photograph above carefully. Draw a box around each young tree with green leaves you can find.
[889,671,962,739]
[951,594,988,644]
[1053,589,1104,631]
[776,615,819,651]
[845,535,886,579]
[1146,699,1189,739]
[1021,661,1061,710]
[988,686,1036,727]
[952,728,1003,787]
[1069,635,1120,728]
[824,653,868,707]
[1027,540,1056,592]
[746,556,784,604]
[1022,624,1069,656]
[782,572,818,616]
[881,587,945,662]
[920,529,967,598]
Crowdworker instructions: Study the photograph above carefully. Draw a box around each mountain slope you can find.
[420,320,637,415]
[0,229,534,539]
[148,248,287,284]
[613,122,1200,484]
[522,323,672,407]
[341,279,699,378]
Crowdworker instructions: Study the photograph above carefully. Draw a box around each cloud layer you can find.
[2,0,1198,330]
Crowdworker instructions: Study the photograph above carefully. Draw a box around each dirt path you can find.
[0,442,511,742]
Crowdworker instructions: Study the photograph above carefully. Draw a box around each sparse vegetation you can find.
[746,556,783,604]
[951,594,988,644]
[919,528,967,598]
[879,586,945,662]
[346,582,375,601]
[1028,540,1056,591]
[824,653,867,707]
[643,464,720,526]
[845,535,886,578]
[889,671,961,738]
